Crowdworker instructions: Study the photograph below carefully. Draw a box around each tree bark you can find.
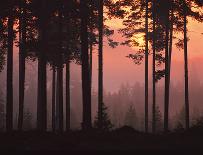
[183,0,189,129]
[37,0,47,131]
[152,0,156,134]
[80,0,92,130]
[52,67,56,132]
[57,66,63,132]
[66,60,70,131]
[37,55,47,131]
[168,4,174,87]
[89,31,93,90]
[6,11,14,132]
[57,4,64,132]
[98,0,104,130]
[65,1,71,132]
[164,2,170,132]
[18,0,26,131]
[145,0,149,133]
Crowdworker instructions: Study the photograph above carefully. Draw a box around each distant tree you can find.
[174,121,184,131]
[175,106,185,128]
[23,109,32,130]
[94,102,113,131]
[124,104,137,129]
[154,105,163,133]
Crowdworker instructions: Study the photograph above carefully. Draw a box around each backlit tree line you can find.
[0,0,203,133]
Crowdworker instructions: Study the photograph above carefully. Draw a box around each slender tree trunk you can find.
[18,1,26,131]
[6,12,14,132]
[57,66,63,132]
[37,56,47,131]
[183,1,189,129]
[164,3,170,132]
[98,0,104,130]
[145,0,149,133]
[152,0,156,134]
[37,0,47,131]
[80,0,92,130]
[167,4,174,132]
[168,4,174,86]
[52,67,56,132]
[65,2,71,131]
[55,68,59,130]
[89,31,93,90]
[57,4,64,133]
[89,6,93,126]
[66,60,70,131]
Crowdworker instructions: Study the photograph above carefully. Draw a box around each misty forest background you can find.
[1,0,203,134]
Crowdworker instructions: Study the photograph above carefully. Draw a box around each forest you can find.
[0,0,203,152]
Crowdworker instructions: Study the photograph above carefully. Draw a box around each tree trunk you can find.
[18,1,26,131]
[65,1,71,132]
[167,4,174,132]
[98,0,104,130]
[57,66,63,132]
[145,0,149,133]
[37,56,47,131]
[183,1,189,129]
[89,31,93,90]
[66,60,70,131]
[168,4,174,87]
[6,12,14,132]
[57,4,64,133]
[37,0,47,131]
[52,67,56,132]
[164,3,170,132]
[80,0,92,130]
[152,0,156,134]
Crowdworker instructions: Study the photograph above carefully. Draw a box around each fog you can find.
[1,42,203,131]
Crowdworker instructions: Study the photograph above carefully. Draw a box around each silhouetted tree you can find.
[94,102,113,131]
[183,0,189,130]
[52,67,56,132]
[36,0,48,131]
[162,0,170,132]
[6,2,15,132]
[124,104,137,129]
[173,0,203,129]
[80,0,92,130]
[154,105,163,133]
[18,0,27,131]
[98,0,104,130]
[144,0,149,133]
[152,0,156,133]
[23,109,32,130]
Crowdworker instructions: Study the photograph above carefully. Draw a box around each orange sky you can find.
[11,14,203,92]
[90,17,203,92]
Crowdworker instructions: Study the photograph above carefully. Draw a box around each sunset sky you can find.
[10,12,203,93]
[88,17,203,92]
[1,1,203,131]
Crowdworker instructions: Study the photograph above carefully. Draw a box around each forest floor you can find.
[0,126,203,154]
